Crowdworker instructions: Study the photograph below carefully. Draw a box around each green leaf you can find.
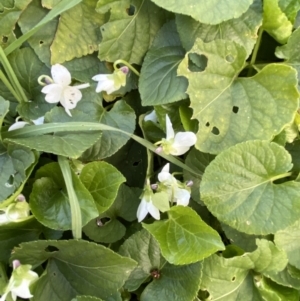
[72,297,104,301]
[0,218,42,262]
[98,0,168,64]
[178,39,299,154]
[30,163,98,230]
[0,144,36,202]
[201,140,300,235]
[80,161,125,213]
[8,47,53,120]
[149,0,254,25]
[265,265,300,290]
[183,147,215,203]
[176,0,262,57]
[0,0,32,49]
[0,97,9,135]
[139,20,187,106]
[50,0,105,64]
[200,255,259,301]
[278,0,300,23]
[143,206,224,265]
[119,229,162,291]
[263,0,293,44]
[247,239,288,273]
[4,0,82,56]
[11,240,137,301]
[83,185,140,243]
[18,0,58,66]
[257,277,299,301]
[275,220,300,269]
[141,262,202,301]
[6,131,102,158]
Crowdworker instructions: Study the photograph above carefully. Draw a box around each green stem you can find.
[247,27,264,76]
[0,70,22,103]
[58,156,82,239]
[3,122,201,177]
[0,46,28,103]
[113,59,140,76]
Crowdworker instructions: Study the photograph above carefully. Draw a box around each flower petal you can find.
[169,145,190,156]
[147,201,160,220]
[144,110,158,123]
[165,114,175,140]
[11,280,33,299]
[61,86,82,110]
[95,79,115,93]
[42,84,62,103]
[8,121,29,131]
[51,64,71,86]
[137,198,148,222]
[173,132,197,147]
[174,188,190,206]
[32,116,44,125]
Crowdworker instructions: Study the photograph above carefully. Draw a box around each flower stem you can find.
[58,156,82,239]
[0,46,29,103]
[113,59,140,76]
[0,70,22,103]
[247,27,264,77]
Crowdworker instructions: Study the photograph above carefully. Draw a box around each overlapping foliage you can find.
[1,0,300,300]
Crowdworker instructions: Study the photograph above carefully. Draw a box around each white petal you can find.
[32,116,44,125]
[0,292,8,301]
[95,79,115,93]
[61,87,82,110]
[137,198,148,222]
[158,170,173,184]
[169,145,190,156]
[173,132,197,147]
[42,84,62,103]
[51,64,71,86]
[144,110,158,123]
[147,201,160,220]
[12,280,33,299]
[162,163,170,173]
[174,188,190,206]
[165,114,175,140]
[75,83,90,90]
[8,121,28,131]
[92,74,110,81]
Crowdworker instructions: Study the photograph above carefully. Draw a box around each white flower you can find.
[137,189,160,222]
[0,196,30,226]
[144,110,158,123]
[158,163,190,206]
[41,64,90,116]
[8,116,44,131]
[159,114,197,156]
[92,66,128,94]
[0,261,38,301]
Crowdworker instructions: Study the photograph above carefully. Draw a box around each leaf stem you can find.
[0,70,22,103]
[247,27,264,76]
[271,172,292,182]
[113,59,140,76]
[58,156,82,239]
[0,46,28,103]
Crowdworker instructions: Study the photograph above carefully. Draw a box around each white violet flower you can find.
[92,66,128,94]
[144,110,158,123]
[158,163,191,207]
[0,260,38,301]
[137,186,160,222]
[41,64,90,116]
[8,116,44,131]
[157,114,197,156]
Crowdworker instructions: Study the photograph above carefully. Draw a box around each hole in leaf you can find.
[2,36,8,43]
[133,159,141,166]
[126,5,136,16]
[225,54,235,63]
[205,122,210,127]
[150,269,161,279]
[5,174,14,188]
[53,272,57,276]
[211,126,220,135]
[232,106,239,114]
[45,246,59,253]
[96,217,111,226]
[232,276,236,281]
[101,27,105,32]
[188,53,208,72]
